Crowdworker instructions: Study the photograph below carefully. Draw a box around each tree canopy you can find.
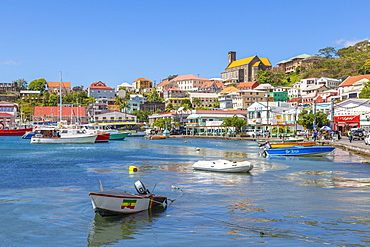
[221,115,246,133]
[297,109,330,131]
[28,78,47,92]
[146,89,163,102]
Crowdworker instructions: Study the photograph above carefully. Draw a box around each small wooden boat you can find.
[89,180,167,216]
[192,159,253,173]
[262,145,335,156]
[269,141,316,148]
[147,135,167,140]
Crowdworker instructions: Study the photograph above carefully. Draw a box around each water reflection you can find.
[284,170,370,189]
[87,207,167,247]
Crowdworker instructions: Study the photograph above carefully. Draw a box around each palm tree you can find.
[192,97,202,108]
[115,96,130,113]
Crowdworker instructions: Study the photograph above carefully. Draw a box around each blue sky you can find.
[0,0,369,88]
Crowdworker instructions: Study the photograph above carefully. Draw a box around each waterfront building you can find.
[92,110,137,123]
[246,101,291,127]
[334,99,370,132]
[33,106,88,124]
[47,81,71,95]
[87,81,115,99]
[220,51,271,82]
[0,101,19,128]
[148,110,191,128]
[185,110,247,136]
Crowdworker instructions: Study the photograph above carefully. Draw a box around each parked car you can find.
[364,133,370,145]
[351,128,365,140]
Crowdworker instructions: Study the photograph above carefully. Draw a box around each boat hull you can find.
[109,132,129,140]
[264,146,335,156]
[270,141,316,148]
[193,160,253,173]
[95,133,110,143]
[147,136,167,140]
[0,128,33,136]
[30,135,97,144]
[257,138,304,144]
[89,190,167,216]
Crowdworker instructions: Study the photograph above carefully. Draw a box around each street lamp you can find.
[265,94,270,125]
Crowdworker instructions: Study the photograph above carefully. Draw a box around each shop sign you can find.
[334,115,360,122]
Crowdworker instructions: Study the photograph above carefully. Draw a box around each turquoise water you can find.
[1,136,370,246]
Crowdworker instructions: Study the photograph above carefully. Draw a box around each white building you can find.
[172,74,210,92]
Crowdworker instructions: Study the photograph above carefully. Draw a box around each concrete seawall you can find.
[169,135,370,159]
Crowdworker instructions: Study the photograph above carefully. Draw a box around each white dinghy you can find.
[192,159,253,173]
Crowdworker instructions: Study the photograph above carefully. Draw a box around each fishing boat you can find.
[0,127,33,136]
[80,124,129,140]
[30,127,97,144]
[89,180,167,216]
[256,138,304,144]
[192,159,253,173]
[262,145,335,156]
[269,141,316,148]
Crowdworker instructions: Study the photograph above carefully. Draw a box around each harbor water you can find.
[1,136,370,246]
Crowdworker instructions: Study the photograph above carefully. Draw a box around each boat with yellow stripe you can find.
[270,141,316,148]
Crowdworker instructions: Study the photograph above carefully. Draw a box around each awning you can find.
[187,114,200,120]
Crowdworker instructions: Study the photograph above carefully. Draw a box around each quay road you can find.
[170,135,370,159]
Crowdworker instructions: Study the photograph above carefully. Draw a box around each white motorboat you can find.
[30,126,97,144]
[192,159,253,173]
[89,180,167,216]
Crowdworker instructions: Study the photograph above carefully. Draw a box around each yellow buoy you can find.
[129,166,138,173]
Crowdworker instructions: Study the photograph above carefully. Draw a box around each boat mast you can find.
[60,71,63,123]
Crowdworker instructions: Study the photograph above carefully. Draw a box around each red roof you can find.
[89,86,114,90]
[0,112,14,117]
[134,77,152,82]
[195,110,246,114]
[171,74,209,81]
[287,98,301,102]
[339,74,370,87]
[236,81,260,89]
[33,106,87,117]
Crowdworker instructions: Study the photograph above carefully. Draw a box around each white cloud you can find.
[335,38,369,47]
[0,60,21,65]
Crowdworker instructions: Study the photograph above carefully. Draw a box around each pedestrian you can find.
[312,129,317,141]
[338,130,341,140]
[348,130,353,143]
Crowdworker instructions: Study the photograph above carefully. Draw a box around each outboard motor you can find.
[134,180,150,195]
